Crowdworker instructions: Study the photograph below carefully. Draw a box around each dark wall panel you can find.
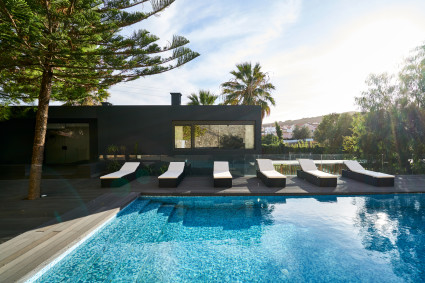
[1,105,262,164]
[0,119,35,164]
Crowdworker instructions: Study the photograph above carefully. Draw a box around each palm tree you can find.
[187,90,218,105]
[221,62,276,119]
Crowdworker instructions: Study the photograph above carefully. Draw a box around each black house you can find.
[0,93,262,167]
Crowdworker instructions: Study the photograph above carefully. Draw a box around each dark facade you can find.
[0,104,262,165]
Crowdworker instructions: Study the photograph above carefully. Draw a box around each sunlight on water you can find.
[35,194,425,282]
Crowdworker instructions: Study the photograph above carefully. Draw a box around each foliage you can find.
[62,89,110,106]
[119,145,126,155]
[0,0,199,105]
[292,125,311,140]
[187,90,218,105]
[220,134,244,149]
[275,122,283,141]
[262,134,279,145]
[221,62,275,119]
[133,142,140,156]
[314,113,354,153]
[138,162,168,176]
[106,145,119,155]
[106,160,123,173]
[346,43,425,174]
[0,0,199,199]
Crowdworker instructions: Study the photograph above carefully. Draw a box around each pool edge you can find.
[21,198,139,283]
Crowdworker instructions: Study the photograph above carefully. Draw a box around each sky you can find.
[107,0,425,124]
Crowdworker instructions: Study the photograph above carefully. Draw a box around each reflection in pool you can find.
[35,194,425,282]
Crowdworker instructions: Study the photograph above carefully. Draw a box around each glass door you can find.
[45,123,90,164]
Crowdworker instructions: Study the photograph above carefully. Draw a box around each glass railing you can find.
[99,153,425,176]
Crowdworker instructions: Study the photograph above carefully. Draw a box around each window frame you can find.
[172,120,256,151]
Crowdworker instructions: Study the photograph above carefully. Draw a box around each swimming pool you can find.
[32,194,425,282]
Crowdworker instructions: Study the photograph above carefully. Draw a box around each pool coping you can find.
[20,191,425,281]
[23,197,139,283]
[1,175,424,281]
[0,192,140,283]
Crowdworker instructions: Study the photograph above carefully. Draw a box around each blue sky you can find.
[108,0,425,123]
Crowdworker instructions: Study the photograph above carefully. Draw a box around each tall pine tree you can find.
[0,0,199,199]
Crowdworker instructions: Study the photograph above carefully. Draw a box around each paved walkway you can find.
[0,175,424,281]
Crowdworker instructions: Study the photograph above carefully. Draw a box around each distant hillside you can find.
[263,111,357,127]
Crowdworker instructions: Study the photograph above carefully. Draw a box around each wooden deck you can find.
[0,175,424,282]
[0,178,140,282]
[132,175,425,196]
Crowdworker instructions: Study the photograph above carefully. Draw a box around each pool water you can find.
[34,195,425,282]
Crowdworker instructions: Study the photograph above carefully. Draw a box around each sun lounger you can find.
[158,162,185,187]
[342,160,395,187]
[213,161,232,187]
[256,159,286,187]
[297,159,337,187]
[100,162,140,187]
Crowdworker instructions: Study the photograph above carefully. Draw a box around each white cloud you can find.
[262,6,425,123]
[109,1,425,125]
[109,0,302,106]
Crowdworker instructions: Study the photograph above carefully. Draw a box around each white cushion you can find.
[100,171,133,179]
[355,169,395,178]
[298,159,318,171]
[214,161,229,172]
[158,171,183,179]
[168,162,185,172]
[158,162,185,179]
[261,170,286,179]
[307,170,337,179]
[257,159,287,178]
[256,159,275,171]
[214,162,232,179]
[100,162,140,179]
[214,171,232,179]
[344,160,365,171]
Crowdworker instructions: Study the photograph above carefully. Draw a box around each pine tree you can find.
[0,0,199,199]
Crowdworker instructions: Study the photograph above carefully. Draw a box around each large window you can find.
[174,125,191,149]
[174,122,255,150]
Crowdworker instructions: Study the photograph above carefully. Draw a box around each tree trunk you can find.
[27,67,53,200]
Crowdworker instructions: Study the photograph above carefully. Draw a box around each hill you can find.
[263,111,357,127]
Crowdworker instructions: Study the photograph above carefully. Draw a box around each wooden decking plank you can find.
[0,209,119,282]
[0,194,119,260]
[0,192,138,282]
[0,218,81,262]
[93,192,139,214]
[0,231,59,268]
[38,194,113,227]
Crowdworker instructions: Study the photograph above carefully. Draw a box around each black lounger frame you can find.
[101,171,137,188]
[256,170,286,187]
[214,177,232,188]
[341,169,394,187]
[297,170,337,187]
[158,170,185,188]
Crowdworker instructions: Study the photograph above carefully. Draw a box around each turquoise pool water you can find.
[34,194,425,282]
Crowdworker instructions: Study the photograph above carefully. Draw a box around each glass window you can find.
[193,124,254,149]
[174,122,255,150]
[174,125,191,148]
[195,125,220,148]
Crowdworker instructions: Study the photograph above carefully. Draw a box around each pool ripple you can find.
[35,195,425,282]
